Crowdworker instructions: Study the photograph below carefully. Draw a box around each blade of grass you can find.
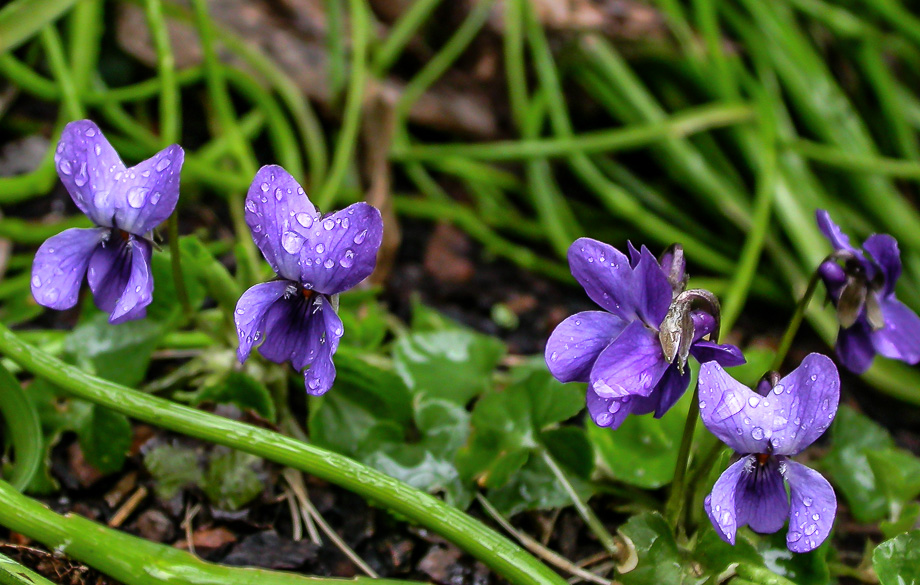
[0,0,79,53]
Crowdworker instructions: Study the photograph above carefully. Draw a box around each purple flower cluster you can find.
[32,122,383,396]
[816,210,920,373]
[545,238,743,429]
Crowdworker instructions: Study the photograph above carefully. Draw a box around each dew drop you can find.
[773,384,784,395]
[315,243,325,254]
[608,401,622,414]
[323,218,335,230]
[74,162,88,187]
[341,217,349,229]
[748,396,760,407]
[788,531,802,542]
[595,413,612,426]
[353,229,368,244]
[550,351,558,362]
[155,157,171,172]
[324,259,335,269]
[46,288,59,302]
[281,231,305,254]
[804,525,817,536]
[821,398,829,410]
[150,192,162,204]
[260,182,270,192]
[339,249,355,268]
[275,188,283,201]
[308,377,321,390]
[94,144,102,156]
[60,160,72,175]
[751,427,765,440]
[127,187,148,208]
[246,200,257,213]
[699,400,707,409]
[295,213,314,228]
[31,275,41,287]
[236,307,245,315]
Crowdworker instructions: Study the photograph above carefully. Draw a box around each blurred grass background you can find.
[3,0,920,405]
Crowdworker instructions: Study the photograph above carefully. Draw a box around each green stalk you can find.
[391,103,753,162]
[315,0,369,209]
[40,25,83,120]
[0,0,79,53]
[66,0,102,97]
[373,0,445,76]
[664,384,701,533]
[0,325,566,585]
[324,0,346,99]
[188,0,259,285]
[539,450,619,558]
[145,0,192,320]
[789,139,920,180]
[771,267,824,373]
[0,480,412,585]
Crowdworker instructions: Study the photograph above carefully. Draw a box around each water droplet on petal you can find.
[315,243,325,254]
[788,531,802,542]
[751,427,765,440]
[60,160,72,175]
[261,182,270,192]
[550,351,558,362]
[275,188,284,201]
[323,219,335,230]
[74,162,88,187]
[246,200,257,213]
[324,259,334,269]
[85,127,96,137]
[308,377,321,390]
[748,396,760,407]
[46,288,59,302]
[821,398,829,410]
[608,401,622,414]
[341,217,349,229]
[127,187,148,208]
[339,249,355,268]
[699,400,707,409]
[155,157,171,172]
[804,525,817,536]
[773,384,784,395]
[295,213,314,228]
[281,231,305,254]
[354,229,368,244]
[150,192,161,204]
[32,275,41,287]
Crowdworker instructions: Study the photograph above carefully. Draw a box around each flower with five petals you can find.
[234,165,383,395]
[31,120,184,323]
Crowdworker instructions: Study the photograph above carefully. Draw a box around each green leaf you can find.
[456,367,584,489]
[144,444,203,499]
[309,349,414,456]
[0,362,42,491]
[359,399,473,508]
[866,448,920,511]
[881,503,920,541]
[541,427,593,480]
[0,551,58,585]
[588,390,689,489]
[617,512,697,585]
[147,242,207,323]
[179,236,241,313]
[337,299,389,350]
[873,531,920,585]
[202,448,264,511]
[64,313,163,386]
[410,299,464,332]
[818,405,893,522]
[756,531,830,585]
[190,371,276,422]
[76,405,132,474]
[486,453,593,517]
[393,329,506,405]
[693,524,762,580]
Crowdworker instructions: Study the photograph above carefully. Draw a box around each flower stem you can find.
[0,324,566,585]
[664,383,701,533]
[771,265,824,372]
[539,449,620,558]
[0,479,405,585]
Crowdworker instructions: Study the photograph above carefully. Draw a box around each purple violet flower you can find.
[31,120,184,323]
[545,238,744,429]
[816,210,920,374]
[699,353,839,553]
[234,165,383,396]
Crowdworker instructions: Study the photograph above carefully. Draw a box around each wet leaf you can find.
[693,524,762,579]
[756,531,830,585]
[880,502,920,541]
[588,389,690,489]
[486,453,593,517]
[147,242,207,323]
[393,329,506,405]
[617,512,696,585]
[359,399,473,508]
[64,312,163,387]
[873,531,920,585]
[144,444,203,499]
[190,371,276,422]
[202,448,264,511]
[0,362,42,491]
[819,406,894,522]
[456,366,584,489]
[866,448,920,512]
[76,405,132,474]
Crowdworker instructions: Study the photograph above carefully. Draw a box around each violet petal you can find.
[815,209,857,254]
[735,456,790,535]
[698,361,773,454]
[31,227,108,310]
[568,238,638,321]
[836,321,876,374]
[87,235,154,323]
[298,202,383,295]
[113,144,184,235]
[767,353,839,455]
[690,340,746,368]
[783,460,836,553]
[589,320,669,399]
[245,165,320,282]
[302,294,344,395]
[863,234,901,297]
[55,121,124,228]
[704,456,749,545]
[871,297,920,365]
[633,245,672,327]
[235,280,292,363]
[545,311,626,383]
